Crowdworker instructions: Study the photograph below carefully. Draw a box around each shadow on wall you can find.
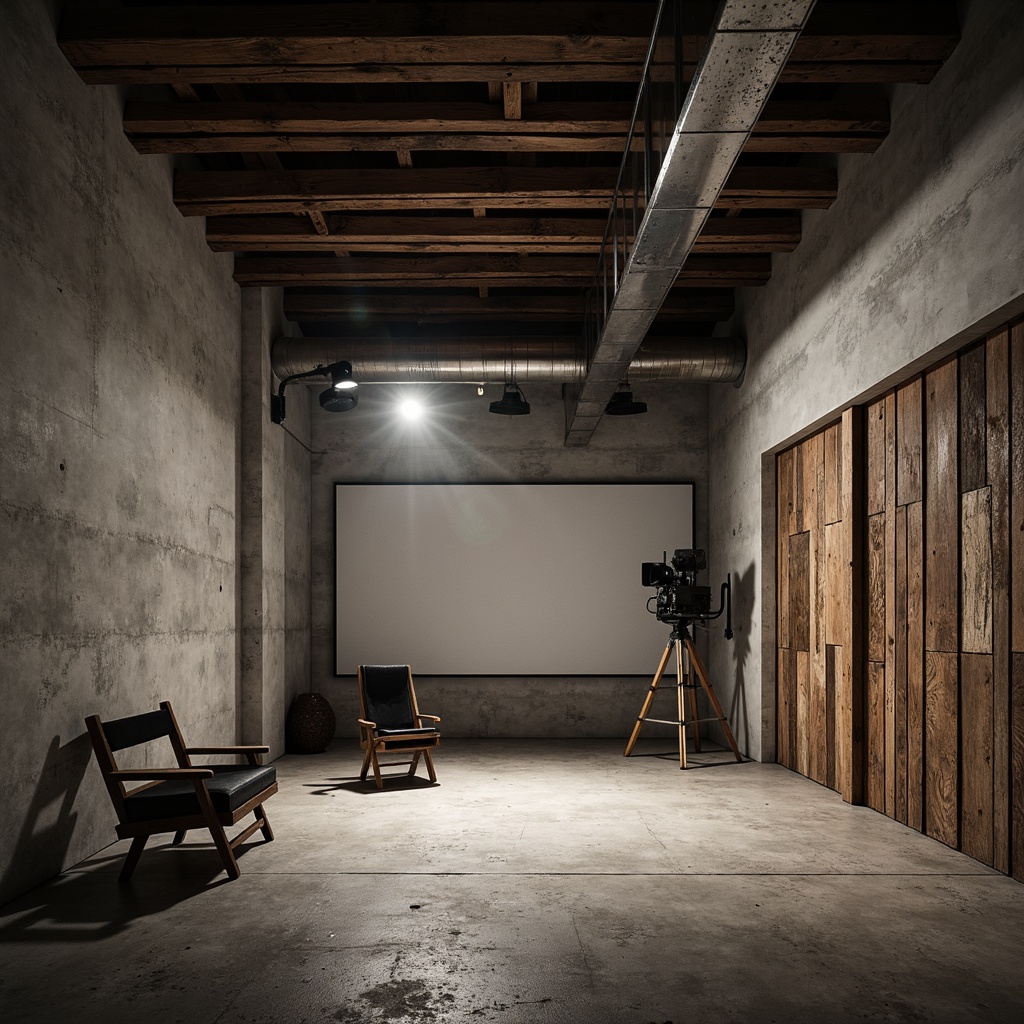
[0,733,92,906]
[727,562,756,752]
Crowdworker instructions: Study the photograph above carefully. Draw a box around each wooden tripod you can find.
[624,622,743,769]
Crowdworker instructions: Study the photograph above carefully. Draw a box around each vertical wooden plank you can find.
[866,662,886,812]
[987,327,1010,873]
[825,422,842,525]
[960,653,994,866]
[961,487,993,653]
[826,643,840,791]
[959,342,987,493]
[790,531,810,652]
[867,398,886,515]
[907,500,925,832]
[777,449,793,650]
[795,438,805,534]
[1012,653,1024,882]
[924,650,959,849]
[894,503,909,825]
[867,514,886,662]
[925,359,959,653]
[777,647,793,768]
[1011,322,1024,654]
[809,432,828,786]
[796,650,810,777]
[839,406,864,805]
[897,377,923,506]
[884,390,897,817]
[824,522,844,646]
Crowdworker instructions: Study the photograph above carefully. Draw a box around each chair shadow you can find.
[304,775,440,796]
[0,837,263,944]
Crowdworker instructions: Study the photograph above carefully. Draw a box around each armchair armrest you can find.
[109,768,215,780]
[357,718,377,730]
[416,714,441,724]
[186,745,270,754]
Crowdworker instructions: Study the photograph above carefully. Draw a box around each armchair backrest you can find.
[85,701,191,820]
[358,665,418,730]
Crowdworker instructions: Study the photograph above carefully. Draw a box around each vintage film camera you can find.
[641,548,733,638]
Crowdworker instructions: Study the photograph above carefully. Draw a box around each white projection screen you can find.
[335,483,694,676]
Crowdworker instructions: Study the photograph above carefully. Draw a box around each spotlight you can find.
[272,360,359,424]
[329,362,358,390]
[605,382,647,416]
[489,383,530,416]
[320,387,358,412]
[398,397,424,421]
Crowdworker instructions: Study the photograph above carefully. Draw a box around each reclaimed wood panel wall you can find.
[777,317,1024,880]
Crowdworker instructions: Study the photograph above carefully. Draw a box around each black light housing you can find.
[489,383,530,416]
[271,360,358,424]
[605,383,647,416]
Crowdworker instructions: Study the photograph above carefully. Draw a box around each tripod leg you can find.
[682,642,702,754]
[686,639,743,762]
[674,640,688,769]
[624,641,674,757]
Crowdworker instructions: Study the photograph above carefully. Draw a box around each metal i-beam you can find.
[566,0,817,446]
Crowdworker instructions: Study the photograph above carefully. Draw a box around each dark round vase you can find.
[286,692,336,754]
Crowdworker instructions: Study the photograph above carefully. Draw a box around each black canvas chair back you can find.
[85,700,278,882]
[357,665,441,788]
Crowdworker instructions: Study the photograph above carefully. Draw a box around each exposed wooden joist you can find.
[232,253,772,288]
[206,214,802,254]
[174,166,837,216]
[123,98,889,155]
[281,291,735,323]
[59,2,958,85]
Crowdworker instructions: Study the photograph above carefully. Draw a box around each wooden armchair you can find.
[85,701,277,882]
[357,665,441,789]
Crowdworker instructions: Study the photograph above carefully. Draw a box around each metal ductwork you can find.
[271,335,746,385]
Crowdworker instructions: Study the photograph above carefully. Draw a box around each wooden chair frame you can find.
[85,700,277,881]
[357,665,441,789]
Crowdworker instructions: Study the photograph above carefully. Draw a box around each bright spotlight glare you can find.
[398,397,424,421]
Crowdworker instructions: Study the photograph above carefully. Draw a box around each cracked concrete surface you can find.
[2,740,1022,1023]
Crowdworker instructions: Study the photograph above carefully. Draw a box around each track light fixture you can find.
[605,381,647,416]
[489,382,531,416]
[271,361,358,424]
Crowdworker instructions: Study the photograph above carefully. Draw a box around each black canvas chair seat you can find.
[357,665,441,788]
[85,701,278,882]
[123,764,277,822]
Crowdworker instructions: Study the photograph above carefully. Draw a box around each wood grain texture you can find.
[824,521,844,647]
[866,661,886,812]
[924,650,959,848]
[867,513,886,662]
[1013,653,1024,882]
[867,398,886,515]
[906,501,925,832]
[961,487,993,654]
[826,643,839,791]
[809,432,828,786]
[987,328,1011,873]
[825,422,842,525]
[790,531,811,653]
[797,650,811,778]
[885,391,897,817]
[959,342,987,493]
[897,377,923,506]
[960,653,994,866]
[840,406,865,805]
[1012,322,1024,653]
[777,448,794,651]
[778,647,797,769]
[925,359,959,653]
[895,503,909,825]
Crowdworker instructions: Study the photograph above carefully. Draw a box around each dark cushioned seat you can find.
[375,727,438,738]
[123,765,277,823]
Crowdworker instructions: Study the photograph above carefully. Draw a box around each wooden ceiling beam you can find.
[124,98,888,155]
[232,253,772,288]
[174,166,837,216]
[205,214,801,254]
[60,3,958,85]
[282,292,735,322]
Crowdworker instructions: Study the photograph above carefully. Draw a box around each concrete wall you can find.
[240,289,312,759]
[310,380,710,737]
[706,0,1024,762]
[0,1,311,903]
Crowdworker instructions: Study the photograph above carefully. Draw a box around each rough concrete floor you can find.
[1,739,1023,1024]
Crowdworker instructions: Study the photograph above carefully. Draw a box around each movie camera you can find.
[641,548,733,639]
